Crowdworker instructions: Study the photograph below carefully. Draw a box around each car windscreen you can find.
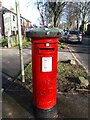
[69,31,79,35]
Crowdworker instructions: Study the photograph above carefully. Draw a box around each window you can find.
[13,15,15,21]
[21,19,22,25]
[69,31,79,35]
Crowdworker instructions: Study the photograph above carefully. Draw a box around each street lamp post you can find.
[15,0,25,82]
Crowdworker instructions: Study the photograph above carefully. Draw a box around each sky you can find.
[2,0,67,26]
[2,0,41,25]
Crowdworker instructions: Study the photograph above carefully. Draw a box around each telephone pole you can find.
[15,0,25,82]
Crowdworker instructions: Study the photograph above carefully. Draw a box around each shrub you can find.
[0,37,8,47]
[22,37,31,48]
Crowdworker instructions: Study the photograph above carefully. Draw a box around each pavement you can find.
[0,47,89,119]
[58,48,73,62]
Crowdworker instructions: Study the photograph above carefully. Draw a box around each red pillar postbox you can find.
[32,37,58,109]
[26,28,59,118]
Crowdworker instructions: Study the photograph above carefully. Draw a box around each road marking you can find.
[68,47,89,75]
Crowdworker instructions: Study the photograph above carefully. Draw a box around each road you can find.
[1,48,31,90]
[68,35,90,74]
[0,48,35,119]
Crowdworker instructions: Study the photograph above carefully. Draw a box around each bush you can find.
[0,37,8,47]
[22,37,31,48]
[12,36,31,48]
[0,36,31,48]
[58,43,67,50]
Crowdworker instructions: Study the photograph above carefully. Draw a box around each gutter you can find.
[68,46,89,75]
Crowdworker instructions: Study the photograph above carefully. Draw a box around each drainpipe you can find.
[2,12,5,37]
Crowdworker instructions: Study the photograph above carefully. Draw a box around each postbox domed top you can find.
[26,27,60,38]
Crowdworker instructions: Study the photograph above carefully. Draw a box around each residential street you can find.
[68,35,90,74]
[0,0,90,119]
[1,47,73,90]
[1,47,89,119]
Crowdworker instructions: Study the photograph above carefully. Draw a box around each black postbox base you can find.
[33,104,58,118]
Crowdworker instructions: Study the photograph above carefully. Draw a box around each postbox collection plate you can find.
[42,57,52,72]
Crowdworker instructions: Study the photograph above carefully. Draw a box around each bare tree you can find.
[66,3,75,29]
[66,2,81,30]
[36,0,66,27]
[76,1,90,33]
[48,1,66,27]
[66,1,90,32]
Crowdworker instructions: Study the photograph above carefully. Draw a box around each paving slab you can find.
[58,48,74,61]
[2,85,89,119]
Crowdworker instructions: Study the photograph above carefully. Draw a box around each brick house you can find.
[0,1,31,37]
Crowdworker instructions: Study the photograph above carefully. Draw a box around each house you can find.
[0,1,5,38]
[0,1,31,37]
[0,12,2,38]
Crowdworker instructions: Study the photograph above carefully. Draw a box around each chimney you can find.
[10,7,14,12]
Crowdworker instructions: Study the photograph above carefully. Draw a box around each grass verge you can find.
[58,43,67,50]
[17,61,89,93]
[58,61,89,93]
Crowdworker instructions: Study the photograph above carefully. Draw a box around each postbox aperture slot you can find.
[39,48,55,54]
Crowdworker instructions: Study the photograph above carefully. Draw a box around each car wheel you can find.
[78,41,82,44]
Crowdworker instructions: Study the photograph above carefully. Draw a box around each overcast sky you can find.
[2,0,41,25]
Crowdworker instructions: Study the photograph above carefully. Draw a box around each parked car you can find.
[63,29,69,40]
[66,30,83,43]
[58,29,65,42]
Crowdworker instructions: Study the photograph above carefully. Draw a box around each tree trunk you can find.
[54,14,58,27]
[81,20,85,33]
[54,16,56,27]
[77,19,79,30]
